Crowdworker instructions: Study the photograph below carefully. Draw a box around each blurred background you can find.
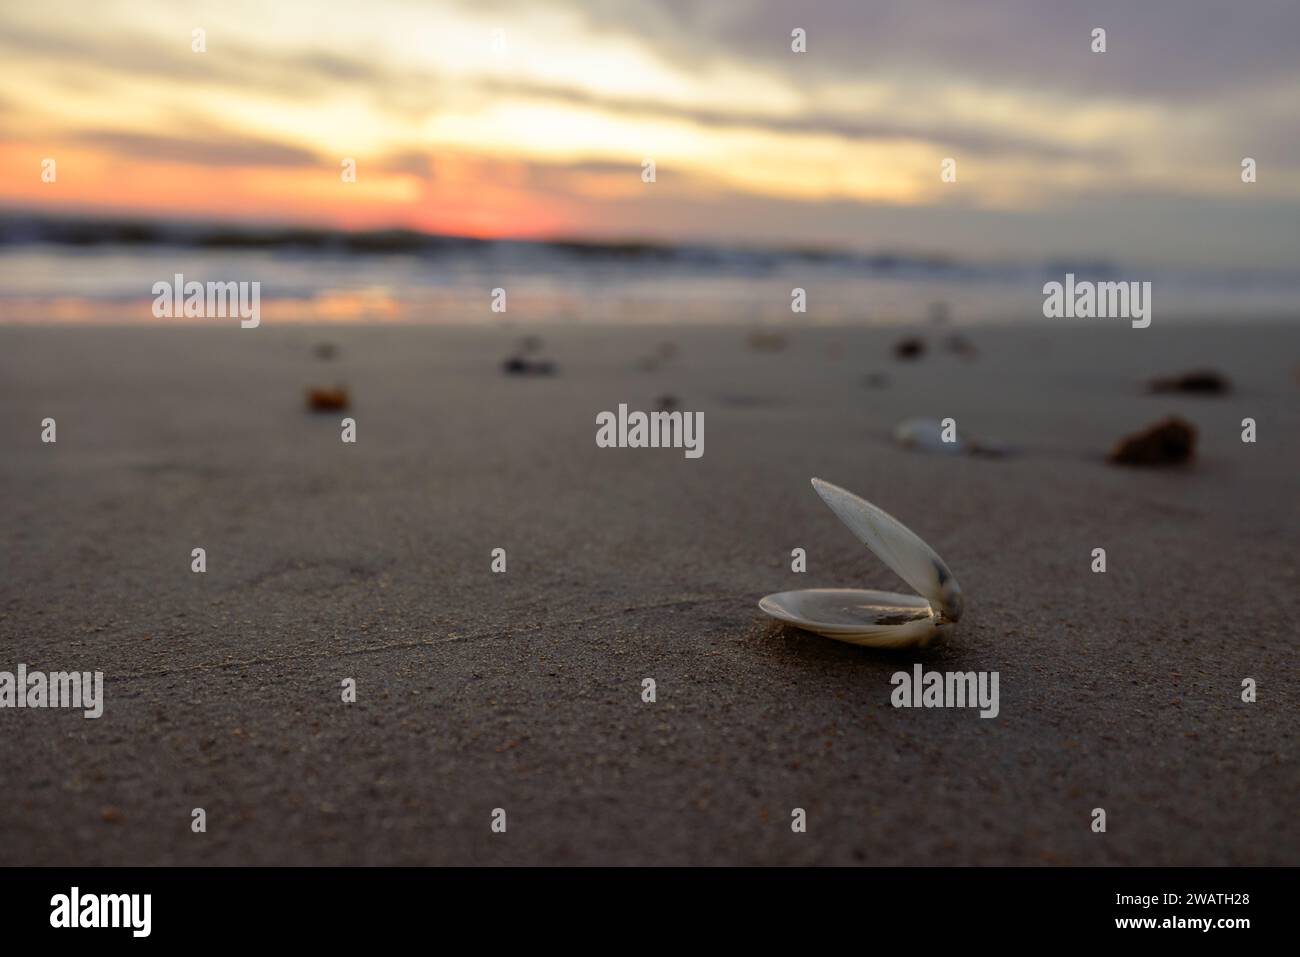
[1,0,1298,324]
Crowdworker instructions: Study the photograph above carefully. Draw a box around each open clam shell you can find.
[758,478,963,648]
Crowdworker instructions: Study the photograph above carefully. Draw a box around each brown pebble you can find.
[100,806,124,824]
[1107,416,1197,466]
[306,386,350,411]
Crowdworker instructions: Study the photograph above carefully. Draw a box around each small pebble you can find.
[502,357,557,376]
[1148,369,1231,395]
[306,386,350,411]
[1108,416,1197,466]
[894,336,925,360]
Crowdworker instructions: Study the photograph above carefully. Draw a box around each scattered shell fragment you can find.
[894,417,965,455]
[1147,369,1231,395]
[759,479,963,648]
[1108,416,1196,466]
[306,386,350,411]
[893,417,1012,457]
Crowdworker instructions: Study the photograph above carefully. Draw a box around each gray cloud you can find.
[0,23,402,100]
[73,129,319,167]
[565,0,1300,102]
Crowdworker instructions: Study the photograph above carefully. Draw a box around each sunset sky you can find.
[2,0,1298,267]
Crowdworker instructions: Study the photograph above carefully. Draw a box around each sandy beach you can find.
[0,320,1296,865]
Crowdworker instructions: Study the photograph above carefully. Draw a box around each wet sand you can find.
[0,320,1296,865]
